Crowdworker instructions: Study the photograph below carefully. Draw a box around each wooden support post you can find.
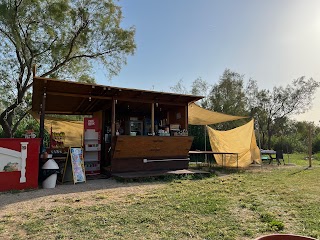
[111,99,116,136]
[204,125,207,162]
[308,124,312,168]
[151,103,155,135]
[39,89,46,153]
[32,65,37,77]
[184,105,188,130]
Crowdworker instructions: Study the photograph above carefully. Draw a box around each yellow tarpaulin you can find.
[188,103,247,125]
[30,112,83,147]
[207,119,261,168]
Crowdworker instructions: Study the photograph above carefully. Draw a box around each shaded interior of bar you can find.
[32,77,203,177]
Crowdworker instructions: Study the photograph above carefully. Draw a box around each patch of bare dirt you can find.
[0,179,164,217]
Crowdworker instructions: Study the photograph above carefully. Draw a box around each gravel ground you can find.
[0,178,164,217]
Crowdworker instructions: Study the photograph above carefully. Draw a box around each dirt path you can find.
[0,179,164,217]
[0,163,298,217]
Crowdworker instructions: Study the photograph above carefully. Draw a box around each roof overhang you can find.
[32,77,203,114]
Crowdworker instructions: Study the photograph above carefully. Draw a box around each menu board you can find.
[70,147,86,184]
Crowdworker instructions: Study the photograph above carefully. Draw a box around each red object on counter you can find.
[0,138,41,192]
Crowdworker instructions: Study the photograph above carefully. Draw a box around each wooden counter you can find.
[110,136,193,173]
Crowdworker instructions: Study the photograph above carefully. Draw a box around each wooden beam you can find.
[118,96,187,106]
[86,89,109,112]
[47,91,113,100]
[44,111,91,115]
[86,99,102,112]
[46,91,187,106]
[134,92,144,98]
[100,101,112,111]
[39,90,46,153]
[111,99,116,137]
[309,124,312,168]
[151,103,155,135]
[185,105,188,130]
[82,98,98,113]
[32,65,37,77]
[34,76,203,98]
[74,98,87,113]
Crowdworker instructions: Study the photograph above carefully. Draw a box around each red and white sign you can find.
[84,118,99,130]
[0,138,40,192]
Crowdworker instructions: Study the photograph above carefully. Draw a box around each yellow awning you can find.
[188,103,248,125]
[207,119,261,168]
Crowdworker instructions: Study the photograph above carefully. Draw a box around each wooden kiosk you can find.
[32,77,202,176]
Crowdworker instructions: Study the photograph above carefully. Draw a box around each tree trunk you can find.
[0,117,13,138]
[261,132,266,149]
[0,106,20,138]
[267,119,272,149]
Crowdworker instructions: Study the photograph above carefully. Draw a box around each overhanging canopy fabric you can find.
[207,119,261,168]
[30,111,83,147]
[188,103,247,125]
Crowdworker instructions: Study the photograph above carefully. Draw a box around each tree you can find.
[208,69,249,129]
[190,77,212,109]
[246,79,270,148]
[249,77,319,149]
[209,69,248,115]
[0,0,136,137]
[170,79,189,95]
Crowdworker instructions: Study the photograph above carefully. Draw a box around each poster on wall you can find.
[0,147,24,172]
[0,142,29,184]
[63,147,86,184]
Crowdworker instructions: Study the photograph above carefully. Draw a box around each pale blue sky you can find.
[95,0,320,123]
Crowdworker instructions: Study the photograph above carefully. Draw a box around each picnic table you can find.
[260,149,284,165]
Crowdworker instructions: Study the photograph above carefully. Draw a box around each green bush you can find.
[13,117,40,138]
[312,136,320,153]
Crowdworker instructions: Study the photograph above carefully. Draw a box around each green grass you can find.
[284,152,320,167]
[1,154,320,239]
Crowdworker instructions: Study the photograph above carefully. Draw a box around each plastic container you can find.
[41,159,59,189]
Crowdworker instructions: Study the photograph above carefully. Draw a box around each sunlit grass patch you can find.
[1,156,320,239]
